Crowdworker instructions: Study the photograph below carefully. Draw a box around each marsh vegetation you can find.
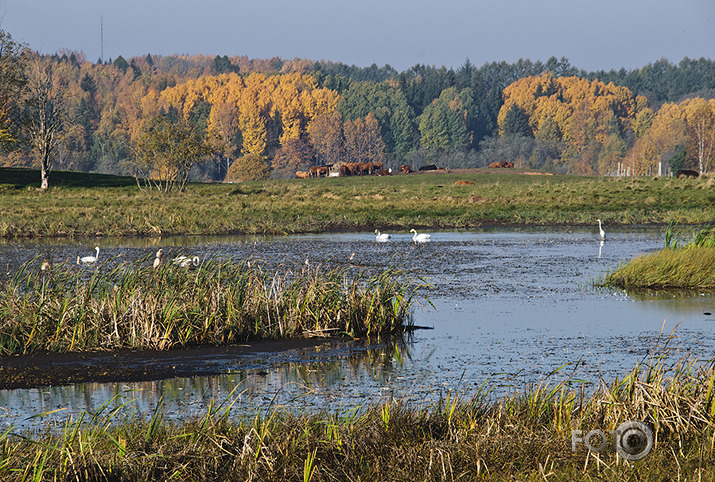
[2,356,714,480]
[0,257,418,356]
[603,225,715,291]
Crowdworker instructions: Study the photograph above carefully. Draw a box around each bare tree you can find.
[24,60,66,190]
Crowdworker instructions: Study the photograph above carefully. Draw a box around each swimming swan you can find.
[172,255,200,268]
[375,229,391,242]
[77,246,100,264]
[410,229,431,244]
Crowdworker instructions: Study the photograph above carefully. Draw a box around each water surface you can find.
[1,228,713,430]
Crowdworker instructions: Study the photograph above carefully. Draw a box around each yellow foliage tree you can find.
[159,72,339,163]
[498,73,644,174]
[308,111,343,165]
[625,102,686,175]
[682,98,715,173]
[226,153,271,182]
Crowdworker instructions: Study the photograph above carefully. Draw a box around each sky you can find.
[0,0,713,73]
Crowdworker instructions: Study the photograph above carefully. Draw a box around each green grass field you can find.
[2,167,714,238]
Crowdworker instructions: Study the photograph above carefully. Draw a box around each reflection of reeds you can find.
[604,224,715,291]
[0,257,419,356]
[3,357,715,479]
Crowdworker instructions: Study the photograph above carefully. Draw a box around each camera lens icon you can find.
[615,421,653,461]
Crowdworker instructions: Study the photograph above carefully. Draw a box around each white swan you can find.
[172,255,200,268]
[375,229,391,242]
[597,219,606,240]
[153,249,163,269]
[410,229,431,244]
[77,246,100,264]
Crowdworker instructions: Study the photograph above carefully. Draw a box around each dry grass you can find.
[0,257,419,356]
[604,225,715,291]
[2,356,715,480]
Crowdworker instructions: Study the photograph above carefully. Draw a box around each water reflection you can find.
[0,339,417,430]
[1,228,714,431]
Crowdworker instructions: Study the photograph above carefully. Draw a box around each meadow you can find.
[2,167,715,238]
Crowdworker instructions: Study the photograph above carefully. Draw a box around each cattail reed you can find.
[0,256,418,356]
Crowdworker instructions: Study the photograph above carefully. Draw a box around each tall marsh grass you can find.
[2,356,715,480]
[604,225,715,290]
[0,257,419,356]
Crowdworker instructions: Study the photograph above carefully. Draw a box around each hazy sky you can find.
[1,0,713,72]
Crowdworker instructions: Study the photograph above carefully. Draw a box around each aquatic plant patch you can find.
[0,257,419,356]
[604,225,715,291]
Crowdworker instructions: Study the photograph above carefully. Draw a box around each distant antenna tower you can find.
[100,17,104,63]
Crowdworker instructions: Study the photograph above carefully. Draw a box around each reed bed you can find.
[604,225,715,291]
[0,258,418,356]
[2,356,715,480]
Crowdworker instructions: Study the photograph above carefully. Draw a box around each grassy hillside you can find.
[2,167,714,238]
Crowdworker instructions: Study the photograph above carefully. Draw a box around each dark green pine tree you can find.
[502,103,532,138]
[210,55,238,75]
[113,55,129,74]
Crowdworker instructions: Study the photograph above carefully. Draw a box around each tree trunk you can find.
[40,166,49,190]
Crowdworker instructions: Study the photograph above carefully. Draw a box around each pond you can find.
[1,227,714,430]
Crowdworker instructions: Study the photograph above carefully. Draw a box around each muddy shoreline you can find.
[0,338,340,390]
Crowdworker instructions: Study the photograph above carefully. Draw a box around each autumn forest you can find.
[1,29,714,186]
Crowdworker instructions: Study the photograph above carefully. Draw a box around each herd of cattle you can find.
[296,161,518,178]
[296,162,702,179]
[296,162,386,178]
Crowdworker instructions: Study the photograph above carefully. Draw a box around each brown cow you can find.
[309,166,330,177]
[343,162,360,176]
[454,180,475,185]
[375,169,392,176]
[356,162,373,175]
[295,171,310,179]
[399,164,412,174]
[489,161,509,168]
[371,162,384,173]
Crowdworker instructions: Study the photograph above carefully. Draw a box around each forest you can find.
[1,28,714,187]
